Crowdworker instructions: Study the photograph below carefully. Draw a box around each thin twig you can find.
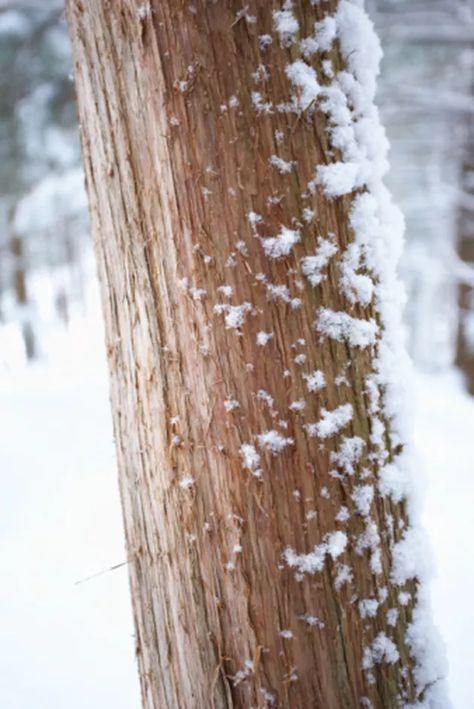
[75,560,129,585]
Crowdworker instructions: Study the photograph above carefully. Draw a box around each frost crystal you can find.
[262,226,300,259]
[378,453,412,503]
[257,430,294,455]
[352,484,374,517]
[362,633,399,670]
[298,614,324,628]
[269,155,295,174]
[356,520,382,575]
[386,608,399,627]
[179,477,195,490]
[248,211,263,229]
[257,390,274,409]
[240,444,261,472]
[215,286,233,304]
[137,2,151,20]
[224,399,240,412]
[289,399,306,412]
[314,16,337,51]
[303,369,326,392]
[273,8,299,46]
[283,531,347,576]
[330,436,364,475]
[391,528,431,586]
[335,563,353,589]
[326,530,348,559]
[307,403,353,439]
[286,60,320,110]
[302,207,315,223]
[258,34,273,50]
[359,598,379,619]
[315,308,377,348]
[336,506,350,522]
[312,161,360,198]
[301,237,337,286]
[256,331,273,346]
[214,302,253,330]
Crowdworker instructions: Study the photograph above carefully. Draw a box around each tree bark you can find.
[456,78,474,394]
[67,2,436,707]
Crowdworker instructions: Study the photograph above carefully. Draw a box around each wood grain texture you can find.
[67,1,419,706]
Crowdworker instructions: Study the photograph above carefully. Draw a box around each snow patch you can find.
[262,226,300,259]
[315,308,377,348]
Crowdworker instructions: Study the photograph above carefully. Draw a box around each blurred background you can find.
[0,0,472,707]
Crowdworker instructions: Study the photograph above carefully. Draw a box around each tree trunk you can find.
[456,75,474,393]
[67,1,445,707]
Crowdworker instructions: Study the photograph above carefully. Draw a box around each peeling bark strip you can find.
[67,2,447,708]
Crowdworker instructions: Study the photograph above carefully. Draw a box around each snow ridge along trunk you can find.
[67,1,447,707]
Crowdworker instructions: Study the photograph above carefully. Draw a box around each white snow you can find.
[273,8,299,46]
[386,609,399,627]
[262,226,300,259]
[257,389,274,409]
[214,302,253,330]
[256,331,274,346]
[303,369,326,392]
[339,243,375,306]
[326,530,348,559]
[302,207,315,223]
[334,563,353,589]
[286,60,320,111]
[217,285,233,298]
[352,484,374,517]
[359,598,379,619]
[378,453,413,503]
[289,399,306,412]
[301,237,337,286]
[306,403,353,440]
[0,274,140,709]
[251,91,273,114]
[313,161,360,198]
[330,436,365,476]
[314,16,337,52]
[224,398,240,412]
[413,371,474,709]
[179,477,196,490]
[257,430,294,455]
[258,34,273,50]
[391,527,432,587]
[298,614,324,628]
[362,633,399,670]
[355,520,382,575]
[269,155,295,174]
[283,531,347,576]
[335,506,350,523]
[248,211,263,229]
[137,2,151,20]
[240,444,261,472]
[316,308,377,348]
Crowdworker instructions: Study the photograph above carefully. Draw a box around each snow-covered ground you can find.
[415,372,474,709]
[0,276,472,708]
[0,279,140,708]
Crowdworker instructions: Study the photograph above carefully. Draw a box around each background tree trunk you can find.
[67,2,434,707]
[456,73,474,393]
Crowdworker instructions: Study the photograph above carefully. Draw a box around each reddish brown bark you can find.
[67,2,419,707]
